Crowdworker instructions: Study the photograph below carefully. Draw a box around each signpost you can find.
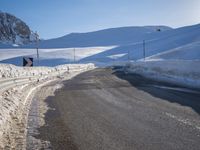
[23,57,33,67]
[35,31,39,66]
[74,48,76,63]
[128,49,130,62]
[143,40,146,61]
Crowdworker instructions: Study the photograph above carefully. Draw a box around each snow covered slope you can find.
[23,26,171,48]
[123,24,200,88]
[0,25,171,66]
[0,46,114,66]
[82,24,200,63]
[0,24,199,67]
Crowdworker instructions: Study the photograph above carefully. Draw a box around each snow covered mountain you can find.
[24,26,172,48]
[81,24,200,62]
[0,12,36,46]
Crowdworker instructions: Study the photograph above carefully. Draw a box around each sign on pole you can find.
[23,57,33,67]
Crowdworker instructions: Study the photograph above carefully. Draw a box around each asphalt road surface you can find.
[36,68,200,150]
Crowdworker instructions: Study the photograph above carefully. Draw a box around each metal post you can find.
[128,49,130,62]
[143,40,145,61]
[35,31,39,66]
[74,48,76,63]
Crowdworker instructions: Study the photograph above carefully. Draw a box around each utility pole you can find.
[128,49,130,62]
[74,48,76,63]
[143,40,146,61]
[35,31,39,66]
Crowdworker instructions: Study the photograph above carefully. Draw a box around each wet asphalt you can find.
[36,68,200,150]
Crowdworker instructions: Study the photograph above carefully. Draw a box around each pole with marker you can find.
[74,48,76,63]
[35,31,39,66]
[128,49,130,62]
[143,40,146,61]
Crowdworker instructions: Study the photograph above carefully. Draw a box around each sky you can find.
[1,0,200,39]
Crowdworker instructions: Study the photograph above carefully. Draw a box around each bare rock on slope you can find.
[0,12,36,45]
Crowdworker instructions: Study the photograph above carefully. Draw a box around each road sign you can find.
[23,57,33,67]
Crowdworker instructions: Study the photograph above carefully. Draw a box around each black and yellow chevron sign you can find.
[23,57,33,67]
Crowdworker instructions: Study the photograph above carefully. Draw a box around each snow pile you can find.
[0,63,94,78]
[126,60,200,89]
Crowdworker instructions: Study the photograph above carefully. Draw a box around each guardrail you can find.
[0,64,94,94]
[0,77,38,94]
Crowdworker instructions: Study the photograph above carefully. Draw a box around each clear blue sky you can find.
[1,0,199,39]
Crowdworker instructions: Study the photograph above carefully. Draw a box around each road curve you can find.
[34,68,200,150]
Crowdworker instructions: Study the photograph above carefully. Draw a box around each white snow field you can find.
[23,25,172,48]
[81,24,200,63]
[0,24,199,66]
[0,63,94,149]
[0,24,199,84]
[0,46,115,66]
[145,41,200,61]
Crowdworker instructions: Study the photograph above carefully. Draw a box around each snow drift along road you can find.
[126,60,200,89]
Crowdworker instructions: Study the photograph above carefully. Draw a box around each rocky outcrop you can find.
[0,12,36,45]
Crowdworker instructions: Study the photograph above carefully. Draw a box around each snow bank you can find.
[126,60,200,89]
[0,63,94,78]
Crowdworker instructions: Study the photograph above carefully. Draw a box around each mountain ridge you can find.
[34,25,172,48]
[0,11,36,45]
